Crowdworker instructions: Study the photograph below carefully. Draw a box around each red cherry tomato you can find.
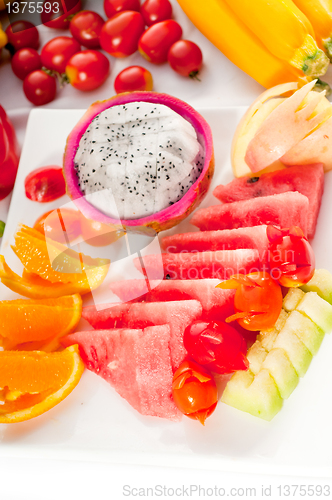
[41,36,81,74]
[23,70,56,106]
[41,0,82,29]
[100,11,145,57]
[5,21,39,51]
[25,166,66,202]
[183,321,248,374]
[141,0,172,26]
[172,360,218,425]
[103,0,140,18]
[70,10,105,49]
[138,20,182,64]
[11,48,42,80]
[66,50,110,91]
[34,208,82,243]
[114,65,153,94]
[267,225,315,287]
[168,40,203,78]
[80,215,124,247]
[219,271,283,331]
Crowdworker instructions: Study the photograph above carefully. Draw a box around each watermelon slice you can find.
[109,278,236,321]
[213,164,324,239]
[82,299,203,370]
[190,192,309,237]
[161,226,269,261]
[135,249,261,280]
[62,326,181,421]
[82,303,130,329]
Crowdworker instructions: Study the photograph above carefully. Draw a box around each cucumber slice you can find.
[296,291,332,333]
[284,309,324,355]
[221,369,283,421]
[283,288,305,312]
[261,348,299,399]
[300,269,332,304]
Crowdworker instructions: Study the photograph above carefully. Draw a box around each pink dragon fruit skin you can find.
[63,91,214,233]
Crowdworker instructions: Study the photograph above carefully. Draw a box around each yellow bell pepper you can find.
[177,0,310,88]
[222,0,329,77]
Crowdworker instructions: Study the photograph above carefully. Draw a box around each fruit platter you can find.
[1,82,332,476]
[2,0,332,483]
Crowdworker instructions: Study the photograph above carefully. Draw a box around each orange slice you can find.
[0,294,82,351]
[12,225,110,285]
[0,255,108,299]
[0,345,84,423]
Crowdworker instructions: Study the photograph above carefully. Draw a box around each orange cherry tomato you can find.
[80,215,124,247]
[172,360,218,425]
[218,271,283,331]
[34,208,81,244]
[267,225,315,287]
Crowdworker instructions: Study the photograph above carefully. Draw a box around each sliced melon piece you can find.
[261,348,299,399]
[259,309,289,351]
[283,288,305,312]
[296,291,332,333]
[300,269,332,304]
[221,369,283,421]
[284,309,324,355]
[258,328,279,352]
[274,309,289,331]
[247,340,267,375]
[273,321,313,377]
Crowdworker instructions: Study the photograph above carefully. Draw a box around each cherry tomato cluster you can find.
[2,0,203,105]
[101,0,203,83]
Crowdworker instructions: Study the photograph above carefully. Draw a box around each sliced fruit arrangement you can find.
[222,279,332,420]
[232,80,332,177]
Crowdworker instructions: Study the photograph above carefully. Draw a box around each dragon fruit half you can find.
[63,92,214,232]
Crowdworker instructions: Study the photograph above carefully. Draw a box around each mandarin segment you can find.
[0,345,84,423]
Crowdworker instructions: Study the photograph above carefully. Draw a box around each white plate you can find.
[1,107,332,478]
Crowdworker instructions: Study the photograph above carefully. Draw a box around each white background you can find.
[0,0,332,498]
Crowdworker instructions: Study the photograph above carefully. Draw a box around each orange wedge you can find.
[0,294,82,351]
[12,225,110,284]
[0,255,108,299]
[0,345,84,423]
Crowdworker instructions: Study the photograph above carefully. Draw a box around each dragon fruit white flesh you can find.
[64,92,214,233]
[74,102,204,220]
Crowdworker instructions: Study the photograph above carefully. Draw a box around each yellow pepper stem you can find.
[290,34,330,75]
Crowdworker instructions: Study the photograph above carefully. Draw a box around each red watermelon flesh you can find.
[213,163,324,239]
[109,278,236,321]
[190,192,309,237]
[161,225,269,261]
[61,326,181,421]
[125,300,203,370]
[82,303,130,329]
[135,249,260,280]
